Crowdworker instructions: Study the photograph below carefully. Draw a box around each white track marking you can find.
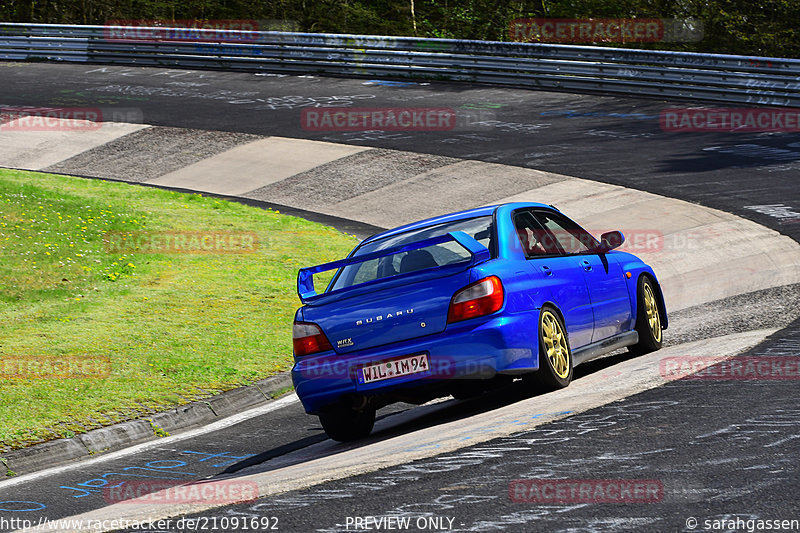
[0,393,299,490]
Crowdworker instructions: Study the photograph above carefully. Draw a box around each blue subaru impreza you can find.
[292,202,667,441]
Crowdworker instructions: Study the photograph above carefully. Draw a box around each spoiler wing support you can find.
[297,231,490,304]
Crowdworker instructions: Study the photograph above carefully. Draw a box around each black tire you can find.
[319,405,376,442]
[629,275,664,355]
[525,306,573,391]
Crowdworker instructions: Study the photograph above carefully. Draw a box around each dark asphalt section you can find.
[1,62,799,531]
[245,148,460,211]
[0,398,315,528]
[45,127,261,182]
[2,63,798,242]
[161,319,800,533]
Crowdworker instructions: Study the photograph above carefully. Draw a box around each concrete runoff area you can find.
[147,137,369,196]
[44,127,262,183]
[242,148,461,210]
[331,160,570,227]
[0,121,149,171]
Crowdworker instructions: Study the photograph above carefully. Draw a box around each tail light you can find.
[293,321,333,357]
[447,276,504,323]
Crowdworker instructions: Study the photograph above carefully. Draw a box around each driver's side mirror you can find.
[598,230,625,252]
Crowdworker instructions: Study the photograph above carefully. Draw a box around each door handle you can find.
[541,265,553,276]
[582,260,592,272]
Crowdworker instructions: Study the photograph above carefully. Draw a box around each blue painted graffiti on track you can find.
[59,450,256,498]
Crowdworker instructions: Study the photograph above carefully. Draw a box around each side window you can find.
[513,210,561,257]
[533,210,598,255]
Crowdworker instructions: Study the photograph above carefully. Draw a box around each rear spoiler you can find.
[297,231,491,304]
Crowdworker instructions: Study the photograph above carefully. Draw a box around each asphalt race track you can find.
[1,62,799,533]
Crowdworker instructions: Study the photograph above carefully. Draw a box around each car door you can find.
[512,209,594,349]
[532,209,633,343]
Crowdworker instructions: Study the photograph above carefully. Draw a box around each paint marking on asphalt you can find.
[0,393,299,490]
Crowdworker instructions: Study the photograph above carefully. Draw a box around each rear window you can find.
[329,215,494,291]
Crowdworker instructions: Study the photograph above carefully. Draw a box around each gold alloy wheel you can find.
[643,282,662,343]
[541,310,570,379]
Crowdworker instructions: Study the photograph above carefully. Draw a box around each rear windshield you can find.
[329,215,495,291]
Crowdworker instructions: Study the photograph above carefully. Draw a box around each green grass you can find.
[0,168,358,451]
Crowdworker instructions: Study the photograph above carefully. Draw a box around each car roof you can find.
[361,202,554,244]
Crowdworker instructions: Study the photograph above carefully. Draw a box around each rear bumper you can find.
[292,313,538,414]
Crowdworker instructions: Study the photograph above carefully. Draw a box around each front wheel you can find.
[319,405,376,442]
[629,275,664,355]
[526,306,573,391]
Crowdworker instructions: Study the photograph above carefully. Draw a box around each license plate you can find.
[357,353,430,384]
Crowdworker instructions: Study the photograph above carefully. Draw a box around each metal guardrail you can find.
[1,22,799,106]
